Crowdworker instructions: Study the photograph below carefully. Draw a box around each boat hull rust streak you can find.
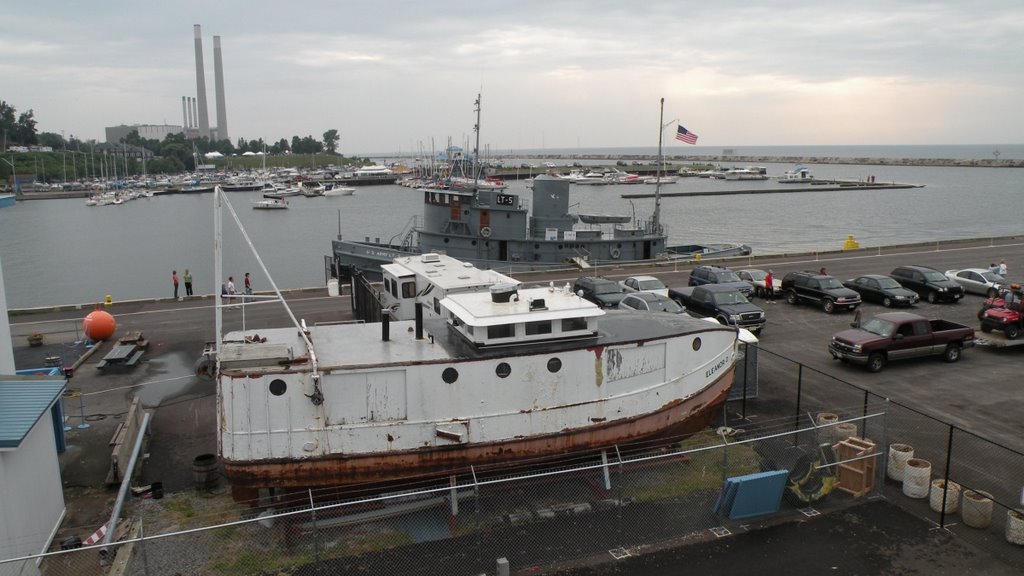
[220,366,733,493]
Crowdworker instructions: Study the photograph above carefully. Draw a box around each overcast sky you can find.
[3,1,1022,153]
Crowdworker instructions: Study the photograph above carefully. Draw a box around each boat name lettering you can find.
[496,194,514,206]
[705,355,731,379]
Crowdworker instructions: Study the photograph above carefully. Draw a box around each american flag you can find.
[676,125,698,145]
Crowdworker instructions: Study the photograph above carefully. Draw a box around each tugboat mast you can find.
[472,93,481,188]
[654,97,664,234]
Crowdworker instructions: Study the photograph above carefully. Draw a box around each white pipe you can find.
[101,411,151,550]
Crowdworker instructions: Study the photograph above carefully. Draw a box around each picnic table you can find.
[96,343,144,370]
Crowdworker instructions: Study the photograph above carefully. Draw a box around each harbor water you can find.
[1,158,1023,310]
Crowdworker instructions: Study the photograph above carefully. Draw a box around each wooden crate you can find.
[833,437,878,497]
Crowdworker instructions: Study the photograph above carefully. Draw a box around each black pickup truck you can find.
[669,284,766,334]
[828,311,975,372]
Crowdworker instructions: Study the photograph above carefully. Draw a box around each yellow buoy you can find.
[104,294,113,307]
[843,235,860,250]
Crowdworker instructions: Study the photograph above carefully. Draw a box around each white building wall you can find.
[0,416,65,576]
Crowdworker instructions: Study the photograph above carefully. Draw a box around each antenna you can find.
[472,93,481,188]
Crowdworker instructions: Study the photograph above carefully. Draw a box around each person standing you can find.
[227,276,237,309]
[764,270,776,303]
[184,269,193,297]
[999,259,1008,276]
[244,272,252,297]
[172,270,180,300]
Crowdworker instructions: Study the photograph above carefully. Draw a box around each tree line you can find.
[2,99,347,177]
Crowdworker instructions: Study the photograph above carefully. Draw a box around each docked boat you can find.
[263,185,302,199]
[778,165,815,183]
[252,198,288,209]
[300,182,326,197]
[323,185,356,196]
[217,249,739,499]
[331,96,751,279]
[722,166,769,181]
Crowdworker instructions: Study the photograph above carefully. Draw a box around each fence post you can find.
[308,489,320,573]
[940,425,955,528]
[861,389,870,438]
[793,364,803,446]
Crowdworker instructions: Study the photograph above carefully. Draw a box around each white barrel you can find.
[929,479,961,513]
[327,277,340,297]
[817,413,839,443]
[1006,509,1024,545]
[961,490,994,528]
[835,422,858,442]
[902,458,931,499]
[887,443,914,482]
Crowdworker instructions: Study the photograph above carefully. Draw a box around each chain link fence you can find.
[6,344,1023,575]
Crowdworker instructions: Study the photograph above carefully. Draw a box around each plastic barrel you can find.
[816,413,839,443]
[192,454,220,490]
[902,458,931,499]
[929,479,960,513]
[962,490,994,528]
[887,443,914,482]
[327,278,340,297]
[1007,509,1024,545]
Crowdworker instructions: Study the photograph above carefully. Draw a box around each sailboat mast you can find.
[654,97,664,233]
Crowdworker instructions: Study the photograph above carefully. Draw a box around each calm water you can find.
[2,155,1023,309]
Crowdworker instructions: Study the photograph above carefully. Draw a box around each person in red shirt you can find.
[764,270,775,303]
[171,270,179,300]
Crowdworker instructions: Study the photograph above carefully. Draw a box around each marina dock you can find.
[621,180,923,199]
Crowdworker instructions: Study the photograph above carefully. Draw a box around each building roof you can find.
[0,376,66,450]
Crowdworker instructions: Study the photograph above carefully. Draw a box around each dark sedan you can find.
[842,274,920,307]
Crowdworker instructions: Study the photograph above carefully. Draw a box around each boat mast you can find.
[654,97,664,234]
[472,93,481,187]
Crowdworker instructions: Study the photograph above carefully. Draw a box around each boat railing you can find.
[388,215,421,249]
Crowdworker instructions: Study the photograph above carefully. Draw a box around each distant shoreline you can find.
[495,153,1024,168]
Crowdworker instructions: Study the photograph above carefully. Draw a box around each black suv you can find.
[781,271,862,313]
[889,265,964,303]
[688,265,754,296]
[573,276,626,308]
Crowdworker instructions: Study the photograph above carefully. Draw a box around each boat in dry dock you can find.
[216,250,739,500]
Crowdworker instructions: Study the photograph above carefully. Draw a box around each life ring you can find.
[610,248,621,259]
[194,355,215,381]
[480,226,492,238]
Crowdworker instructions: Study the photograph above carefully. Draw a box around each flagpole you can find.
[654,98,664,234]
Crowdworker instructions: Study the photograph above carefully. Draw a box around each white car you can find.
[944,268,1005,297]
[619,275,669,297]
[618,292,686,314]
[737,268,781,298]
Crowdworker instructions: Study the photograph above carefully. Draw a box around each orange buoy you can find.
[82,310,116,341]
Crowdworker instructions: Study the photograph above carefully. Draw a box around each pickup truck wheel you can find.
[927,291,938,303]
[786,290,798,305]
[981,324,992,333]
[942,344,962,363]
[882,297,893,307]
[1006,326,1022,340]
[867,353,886,373]
[822,299,836,314]
[716,315,729,326]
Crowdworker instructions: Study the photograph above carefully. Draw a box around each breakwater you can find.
[498,154,1024,168]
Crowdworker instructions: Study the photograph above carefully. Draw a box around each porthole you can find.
[269,379,287,396]
[443,237,450,243]
[495,362,511,378]
[442,367,459,383]
[471,240,477,246]
[547,358,562,373]
[692,338,702,352]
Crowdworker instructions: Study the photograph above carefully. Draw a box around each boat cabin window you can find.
[401,281,416,299]
[434,297,441,315]
[487,324,515,339]
[561,317,588,332]
[525,320,552,336]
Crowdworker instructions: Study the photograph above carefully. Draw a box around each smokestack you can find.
[193,24,211,139]
[182,96,188,130]
[213,35,228,142]
[192,98,199,130]
[187,97,194,128]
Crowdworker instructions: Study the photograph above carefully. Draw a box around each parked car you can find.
[618,292,686,314]
[889,265,964,303]
[619,275,669,297]
[737,268,781,298]
[780,271,862,313]
[842,274,919,307]
[829,312,975,372]
[572,276,626,308]
[669,284,765,334]
[688,265,754,296]
[944,268,1006,297]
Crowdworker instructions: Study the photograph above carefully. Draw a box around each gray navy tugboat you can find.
[330,95,750,279]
